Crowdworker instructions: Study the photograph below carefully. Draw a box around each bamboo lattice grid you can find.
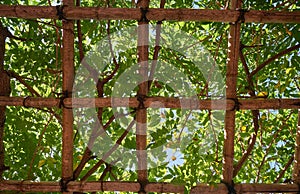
[0,0,300,193]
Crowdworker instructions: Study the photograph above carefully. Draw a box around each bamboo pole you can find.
[222,0,241,186]
[136,0,150,193]
[0,181,186,193]
[61,0,74,193]
[0,5,299,23]
[191,183,300,193]
[0,96,299,110]
[0,22,11,179]
[0,181,298,193]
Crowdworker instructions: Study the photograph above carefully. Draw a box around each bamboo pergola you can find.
[0,0,300,193]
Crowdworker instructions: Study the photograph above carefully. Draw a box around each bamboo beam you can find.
[0,5,299,23]
[191,183,300,193]
[61,0,74,193]
[0,181,298,193]
[0,181,185,193]
[222,0,241,186]
[0,96,299,110]
[136,0,149,193]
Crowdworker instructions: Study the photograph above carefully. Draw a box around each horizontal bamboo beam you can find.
[0,181,299,193]
[0,96,299,110]
[0,180,184,193]
[0,5,299,23]
[191,183,299,193]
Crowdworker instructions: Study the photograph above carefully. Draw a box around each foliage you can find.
[0,0,299,194]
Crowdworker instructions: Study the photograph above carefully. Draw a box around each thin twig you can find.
[27,114,54,180]
[102,20,120,84]
[208,110,219,162]
[148,0,165,91]
[7,70,41,97]
[177,110,192,143]
[294,77,300,91]
[255,111,293,182]
[274,155,294,183]
[96,20,121,125]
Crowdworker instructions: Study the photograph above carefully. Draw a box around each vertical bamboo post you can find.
[223,0,242,184]
[62,0,74,193]
[136,0,149,193]
[293,111,300,184]
[0,22,10,179]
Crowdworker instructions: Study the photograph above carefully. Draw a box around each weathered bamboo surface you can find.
[61,0,74,193]
[191,183,300,193]
[222,0,241,184]
[0,5,299,23]
[0,96,299,110]
[136,1,150,193]
[0,181,298,193]
[0,180,184,193]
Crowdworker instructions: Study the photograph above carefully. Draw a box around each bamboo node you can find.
[56,5,66,20]
[137,94,147,109]
[139,7,149,23]
[59,90,72,109]
[19,180,26,192]
[221,180,236,194]
[23,96,31,108]
[59,177,73,192]
[236,9,249,23]
[228,98,241,111]
[138,180,148,193]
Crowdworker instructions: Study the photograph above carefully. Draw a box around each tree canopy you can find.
[0,0,299,193]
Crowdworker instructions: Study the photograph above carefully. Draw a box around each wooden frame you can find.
[0,5,299,23]
[0,0,299,193]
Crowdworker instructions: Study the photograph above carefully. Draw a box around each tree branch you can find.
[81,120,135,181]
[73,111,132,179]
[7,70,41,97]
[249,44,300,78]
[27,115,54,180]
[102,20,120,84]
[233,44,259,177]
[148,0,165,91]
[256,111,293,182]
[275,155,294,183]
[6,71,61,123]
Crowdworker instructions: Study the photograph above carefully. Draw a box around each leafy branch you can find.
[81,120,135,181]
[27,115,54,180]
[274,155,294,183]
[73,13,122,180]
[7,70,62,122]
[99,161,119,181]
[233,43,260,178]
[249,44,300,78]
[234,43,300,177]
[148,0,165,91]
[73,111,132,179]
[255,111,293,182]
